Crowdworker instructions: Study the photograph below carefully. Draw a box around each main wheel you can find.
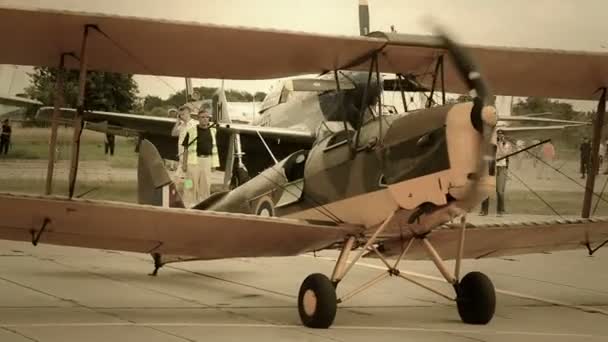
[298,273,337,329]
[456,271,496,324]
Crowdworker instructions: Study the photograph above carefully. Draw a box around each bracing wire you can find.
[592,174,608,215]
[91,26,347,225]
[505,137,608,206]
[257,166,345,224]
[506,169,563,218]
[91,27,179,95]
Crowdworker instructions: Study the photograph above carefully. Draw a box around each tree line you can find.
[24,67,266,117]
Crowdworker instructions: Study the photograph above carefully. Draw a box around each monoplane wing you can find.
[1,7,607,99]
[0,193,357,259]
[375,217,608,260]
[218,122,315,142]
[0,94,42,107]
[36,107,316,162]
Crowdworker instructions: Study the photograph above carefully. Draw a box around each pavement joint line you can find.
[302,254,608,316]
[1,327,40,342]
[24,252,305,333]
[0,322,605,338]
[491,270,608,296]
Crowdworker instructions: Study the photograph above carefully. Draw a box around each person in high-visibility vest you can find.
[195,109,219,201]
[171,106,199,205]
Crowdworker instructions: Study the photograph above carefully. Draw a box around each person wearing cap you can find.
[196,108,219,201]
[171,106,199,205]
[167,108,178,118]
[480,129,512,216]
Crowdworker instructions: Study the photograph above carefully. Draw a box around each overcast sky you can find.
[1,0,606,109]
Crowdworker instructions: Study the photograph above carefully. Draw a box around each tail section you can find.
[212,81,231,124]
[137,139,184,208]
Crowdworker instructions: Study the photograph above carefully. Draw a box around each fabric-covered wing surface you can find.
[1,7,608,99]
[377,217,608,260]
[0,193,356,259]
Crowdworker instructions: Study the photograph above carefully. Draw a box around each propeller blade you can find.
[435,26,496,207]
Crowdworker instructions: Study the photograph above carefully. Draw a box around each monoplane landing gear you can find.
[297,273,337,328]
[456,271,495,324]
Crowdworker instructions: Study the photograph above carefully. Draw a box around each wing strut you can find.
[68,25,96,198]
[45,52,78,195]
[582,87,607,218]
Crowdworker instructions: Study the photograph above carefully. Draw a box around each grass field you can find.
[4,127,138,168]
[0,178,137,202]
[1,127,607,218]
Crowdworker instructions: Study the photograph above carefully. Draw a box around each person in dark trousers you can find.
[0,119,12,155]
[580,137,591,178]
[480,130,511,217]
[105,133,115,156]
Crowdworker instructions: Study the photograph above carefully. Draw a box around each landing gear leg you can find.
[148,253,164,276]
[421,215,496,324]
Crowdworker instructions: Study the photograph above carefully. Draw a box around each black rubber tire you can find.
[456,271,496,324]
[298,273,337,329]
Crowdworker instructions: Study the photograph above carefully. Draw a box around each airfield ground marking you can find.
[300,254,608,316]
[0,322,605,338]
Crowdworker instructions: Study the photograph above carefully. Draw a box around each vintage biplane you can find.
[1,5,608,329]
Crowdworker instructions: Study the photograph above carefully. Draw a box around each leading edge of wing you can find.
[35,106,175,135]
[0,94,42,107]
[0,193,358,259]
[217,122,316,143]
[499,124,586,132]
[375,217,608,260]
[3,6,607,99]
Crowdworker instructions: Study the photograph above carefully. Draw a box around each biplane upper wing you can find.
[376,217,608,260]
[0,193,357,259]
[0,7,607,100]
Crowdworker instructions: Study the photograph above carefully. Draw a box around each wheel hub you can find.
[302,289,318,316]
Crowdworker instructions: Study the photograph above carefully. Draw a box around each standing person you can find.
[480,129,512,216]
[0,119,12,155]
[104,133,115,156]
[530,139,541,169]
[580,137,591,179]
[539,141,556,179]
[196,109,219,202]
[171,106,199,205]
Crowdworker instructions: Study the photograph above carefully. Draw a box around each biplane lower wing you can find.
[0,193,357,259]
[377,217,608,260]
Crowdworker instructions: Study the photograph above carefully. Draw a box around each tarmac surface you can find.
[1,234,607,342]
